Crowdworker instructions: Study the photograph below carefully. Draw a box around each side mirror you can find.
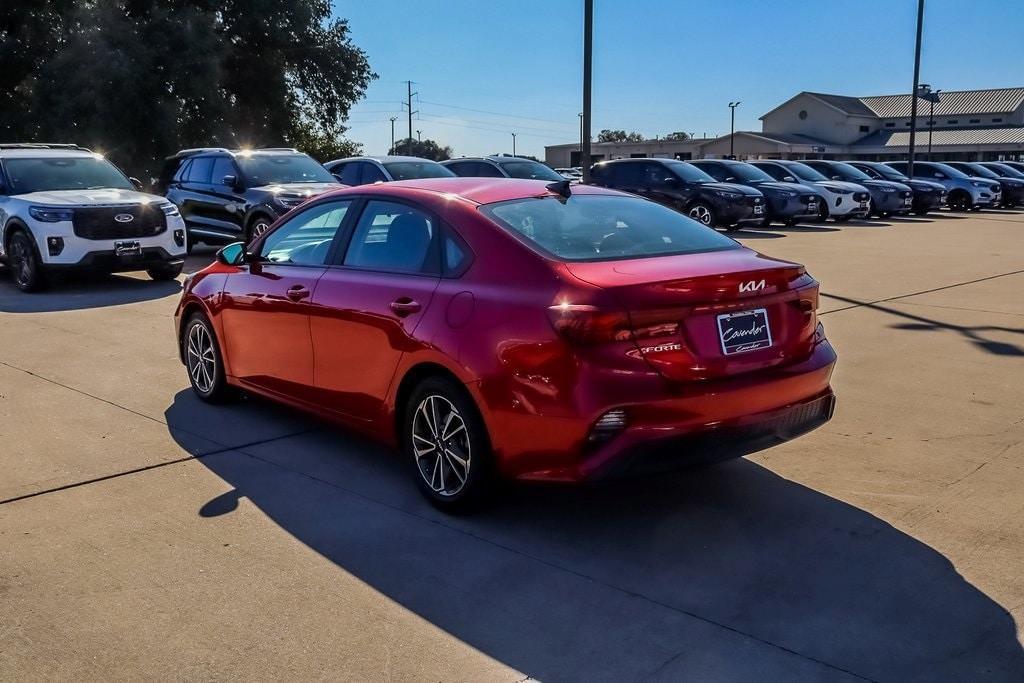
[783,176,796,182]
[832,175,842,181]
[216,242,247,266]
[221,174,239,188]
[934,173,943,179]
[129,176,143,190]
[725,176,737,182]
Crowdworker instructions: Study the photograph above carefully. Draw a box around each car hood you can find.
[815,180,868,194]
[907,179,946,192]
[251,182,341,196]
[13,188,165,206]
[861,179,912,192]
[995,177,1024,188]
[700,181,762,196]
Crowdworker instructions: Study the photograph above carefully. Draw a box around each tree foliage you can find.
[388,138,454,161]
[1,1,375,182]
[597,129,645,143]
[664,131,691,141]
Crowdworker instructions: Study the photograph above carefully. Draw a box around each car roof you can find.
[170,147,304,159]
[0,148,100,159]
[328,155,440,164]
[314,177,624,206]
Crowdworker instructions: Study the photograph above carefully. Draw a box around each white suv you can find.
[0,144,187,292]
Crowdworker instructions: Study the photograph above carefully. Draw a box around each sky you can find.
[332,0,1024,159]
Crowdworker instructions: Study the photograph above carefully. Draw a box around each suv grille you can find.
[854,191,870,201]
[72,205,167,240]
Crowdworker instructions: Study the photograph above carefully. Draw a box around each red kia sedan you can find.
[175,178,836,510]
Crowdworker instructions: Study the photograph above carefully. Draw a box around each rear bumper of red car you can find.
[503,338,837,482]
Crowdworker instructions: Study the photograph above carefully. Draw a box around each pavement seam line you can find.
[230,445,877,682]
[820,268,1024,316]
[0,429,316,507]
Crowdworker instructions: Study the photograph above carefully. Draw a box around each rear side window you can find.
[693,162,728,182]
[343,200,439,274]
[360,163,387,184]
[336,162,362,186]
[608,163,643,186]
[482,194,738,262]
[187,157,214,183]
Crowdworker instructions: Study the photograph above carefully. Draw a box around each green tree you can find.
[664,131,691,141]
[388,138,454,161]
[597,129,645,143]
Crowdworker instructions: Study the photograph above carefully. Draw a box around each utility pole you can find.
[578,113,583,167]
[416,129,422,142]
[728,101,741,158]
[581,0,593,182]
[404,80,418,157]
[511,132,517,157]
[907,0,925,177]
[389,116,398,153]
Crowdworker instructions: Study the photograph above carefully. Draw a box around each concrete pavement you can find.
[1,210,1022,681]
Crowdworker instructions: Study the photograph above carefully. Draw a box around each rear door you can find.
[219,199,352,401]
[310,198,443,420]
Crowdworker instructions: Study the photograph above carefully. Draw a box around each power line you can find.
[416,100,577,128]
[417,112,572,136]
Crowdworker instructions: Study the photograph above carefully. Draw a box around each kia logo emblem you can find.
[739,279,766,293]
[114,213,134,223]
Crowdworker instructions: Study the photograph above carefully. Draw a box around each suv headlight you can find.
[827,187,853,195]
[28,206,74,223]
[274,194,307,208]
[713,190,741,199]
[777,190,798,198]
[159,202,180,217]
[970,180,986,188]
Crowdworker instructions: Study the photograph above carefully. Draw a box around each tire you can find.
[864,198,876,217]
[246,214,274,245]
[834,214,853,223]
[948,191,971,212]
[913,209,930,216]
[7,229,46,292]
[148,262,184,281]
[182,312,233,403]
[784,217,800,227]
[817,202,830,222]
[686,201,716,228]
[402,376,494,512]
[760,215,773,228]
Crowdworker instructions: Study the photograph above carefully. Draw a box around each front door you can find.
[219,199,353,401]
[310,198,442,421]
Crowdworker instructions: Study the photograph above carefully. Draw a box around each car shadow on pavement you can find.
[165,391,1024,681]
[823,292,1024,357]
[0,267,180,313]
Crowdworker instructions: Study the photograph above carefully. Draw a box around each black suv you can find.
[441,156,565,181]
[589,158,765,230]
[324,155,455,185]
[158,148,340,247]
[689,159,822,226]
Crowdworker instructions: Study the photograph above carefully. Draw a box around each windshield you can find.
[827,162,872,181]
[934,163,970,179]
[4,156,133,194]
[481,194,739,262]
[964,164,1000,179]
[786,162,828,182]
[383,161,455,180]
[727,163,775,182]
[866,163,907,181]
[667,161,716,183]
[236,154,335,185]
[497,160,564,181]
[988,163,1024,178]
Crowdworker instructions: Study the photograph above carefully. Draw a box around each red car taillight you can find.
[547,303,633,344]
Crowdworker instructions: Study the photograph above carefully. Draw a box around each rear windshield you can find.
[4,156,133,194]
[497,160,564,181]
[481,194,739,262]
[383,161,456,180]
[236,154,335,185]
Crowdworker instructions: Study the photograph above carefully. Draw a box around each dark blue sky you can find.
[334,0,1024,157]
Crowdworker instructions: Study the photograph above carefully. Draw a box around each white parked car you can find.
[752,159,871,222]
[555,167,583,182]
[0,144,187,291]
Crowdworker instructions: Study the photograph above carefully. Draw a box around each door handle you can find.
[286,285,310,302]
[390,298,421,316]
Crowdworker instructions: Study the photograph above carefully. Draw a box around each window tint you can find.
[444,162,473,177]
[382,161,455,180]
[344,200,438,274]
[187,157,214,184]
[174,159,192,182]
[693,163,729,182]
[211,157,236,185]
[754,163,788,181]
[443,232,469,273]
[498,160,564,181]
[259,200,351,265]
[337,162,362,186]
[360,163,387,184]
[665,161,715,183]
[608,162,644,186]
[482,194,738,262]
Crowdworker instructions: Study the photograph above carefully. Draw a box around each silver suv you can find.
[886,161,1000,211]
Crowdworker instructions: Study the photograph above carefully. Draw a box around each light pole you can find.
[578,113,583,167]
[581,0,593,182]
[511,132,517,157]
[728,101,741,158]
[416,129,422,142]
[389,116,397,153]
[907,0,925,177]
[925,87,941,160]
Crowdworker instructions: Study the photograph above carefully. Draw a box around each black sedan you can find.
[588,158,766,230]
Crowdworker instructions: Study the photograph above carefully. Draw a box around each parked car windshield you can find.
[497,160,565,181]
[964,164,1000,179]
[4,156,133,194]
[667,161,716,183]
[727,163,775,182]
[482,194,739,262]
[383,161,456,180]
[932,163,970,179]
[988,163,1024,178]
[864,163,908,181]
[786,162,828,182]
[827,162,872,182]
[236,153,336,185]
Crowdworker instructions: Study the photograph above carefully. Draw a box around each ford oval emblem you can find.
[114,213,134,223]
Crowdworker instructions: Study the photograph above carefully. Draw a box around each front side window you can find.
[360,163,387,184]
[497,160,564,181]
[482,194,738,262]
[754,163,788,181]
[211,157,236,185]
[260,200,351,265]
[722,163,774,183]
[236,153,336,186]
[187,157,214,184]
[343,200,438,274]
[4,156,134,194]
[336,162,362,186]
[692,162,728,182]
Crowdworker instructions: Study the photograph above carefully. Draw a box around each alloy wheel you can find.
[186,322,217,394]
[688,205,713,225]
[9,236,33,288]
[411,394,472,497]
[252,220,271,239]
